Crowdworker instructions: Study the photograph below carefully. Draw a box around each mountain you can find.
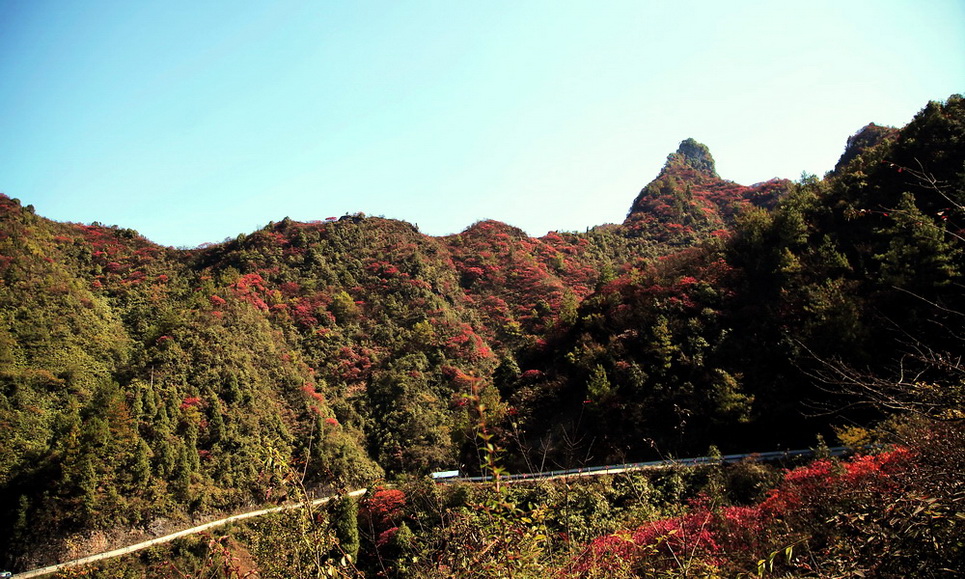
[624,138,792,245]
[831,122,899,174]
[0,94,962,572]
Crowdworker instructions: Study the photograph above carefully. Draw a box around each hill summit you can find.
[623,138,790,244]
[668,137,718,177]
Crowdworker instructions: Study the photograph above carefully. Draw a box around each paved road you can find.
[12,488,367,579]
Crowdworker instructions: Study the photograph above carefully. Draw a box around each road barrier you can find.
[444,446,851,484]
[12,489,367,578]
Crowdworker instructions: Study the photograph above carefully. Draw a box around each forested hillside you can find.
[1,95,962,574]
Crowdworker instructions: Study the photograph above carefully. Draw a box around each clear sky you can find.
[1,1,962,247]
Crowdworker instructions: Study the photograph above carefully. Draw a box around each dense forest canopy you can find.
[0,95,962,574]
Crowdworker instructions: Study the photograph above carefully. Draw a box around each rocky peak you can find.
[622,138,790,243]
[665,138,718,178]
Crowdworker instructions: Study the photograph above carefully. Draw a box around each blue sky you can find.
[1,1,962,247]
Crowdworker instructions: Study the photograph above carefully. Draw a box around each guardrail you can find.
[11,489,367,579]
[443,446,851,484]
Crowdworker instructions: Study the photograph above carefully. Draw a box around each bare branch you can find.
[799,339,965,422]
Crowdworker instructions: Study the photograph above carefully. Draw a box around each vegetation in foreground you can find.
[54,417,964,578]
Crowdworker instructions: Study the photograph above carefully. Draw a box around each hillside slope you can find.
[1,94,962,570]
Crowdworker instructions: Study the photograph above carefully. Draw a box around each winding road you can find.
[11,446,849,577]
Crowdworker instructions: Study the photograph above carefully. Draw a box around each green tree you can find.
[332,495,360,561]
[875,192,960,289]
[586,364,612,402]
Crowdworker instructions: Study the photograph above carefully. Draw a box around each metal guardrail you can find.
[11,489,368,578]
[443,446,851,484]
